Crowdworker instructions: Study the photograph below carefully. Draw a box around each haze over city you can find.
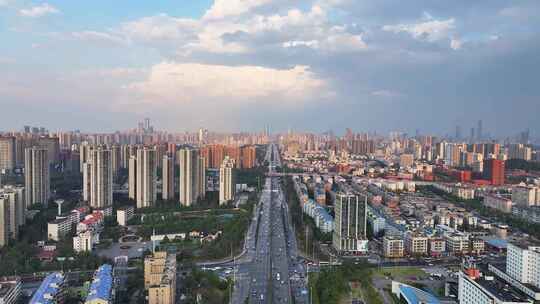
[1,0,539,135]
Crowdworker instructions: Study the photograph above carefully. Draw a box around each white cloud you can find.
[19,3,59,17]
[109,5,365,55]
[71,31,126,45]
[203,0,272,20]
[283,40,319,48]
[371,90,402,98]
[383,17,455,42]
[125,62,327,104]
[450,38,462,50]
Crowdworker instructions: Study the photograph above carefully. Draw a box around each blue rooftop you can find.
[486,238,508,249]
[85,264,113,303]
[29,272,64,304]
[399,285,440,304]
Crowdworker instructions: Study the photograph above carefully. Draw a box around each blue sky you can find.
[1,0,539,137]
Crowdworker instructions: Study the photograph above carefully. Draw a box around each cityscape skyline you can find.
[1,1,540,135]
[1,1,540,303]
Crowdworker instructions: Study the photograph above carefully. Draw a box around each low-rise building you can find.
[404,232,428,256]
[85,264,114,304]
[483,194,512,213]
[144,252,176,304]
[428,238,446,256]
[47,217,72,241]
[383,235,404,258]
[116,206,134,226]
[73,230,98,253]
[29,273,65,304]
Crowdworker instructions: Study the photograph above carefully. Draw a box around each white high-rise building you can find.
[24,147,50,207]
[333,193,368,254]
[136,147,157,208]
[89,147,113,208]
[219,156,235,205]
[178,149,199,206]
[128,155,137,201]
[506,242,540,288]
[79,141,91,172]
[162,155,175,201]
[82,162,91,202]
[0,186,25,241]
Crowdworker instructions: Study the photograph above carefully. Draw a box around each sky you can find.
[0,0,539,136]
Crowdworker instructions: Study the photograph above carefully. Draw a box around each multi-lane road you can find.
[232,144,308,304]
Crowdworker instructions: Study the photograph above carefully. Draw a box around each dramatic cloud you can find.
[125,62,328,105]
[18,3,59,17]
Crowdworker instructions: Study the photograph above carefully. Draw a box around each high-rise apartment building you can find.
[219,156,235,205]
[506,242,540,288]
[162,155,175,201]
[128,155,137,201]
[178,148,200,206]
[24,147,50,207]
[0,197,9,247]
[240,145,257,169]
[136,147,157,208]
[197,156,206,200]
[36,137,60,164]
[82,162,92,202]
[0,186,25,241]
[89,147,113,208]
[0,137,16,172]
[332,193,368,254]
[110,145,121,179]
[483,159,505,186]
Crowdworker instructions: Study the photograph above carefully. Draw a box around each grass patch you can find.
[374,267,427,281]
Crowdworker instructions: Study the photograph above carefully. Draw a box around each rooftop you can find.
[85,264,113,302]
[29,272,64,304]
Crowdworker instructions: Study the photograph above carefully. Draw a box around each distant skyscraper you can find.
[162,155,174,201]
[219,156,235,205]
[178,148,203,206]
[89,147,113,208]
[136,148,157,208]
[477,120,483,140]
[24,147,50,207]
[0,137,16,172]
[455,125,462,140]
[470,128,475,142]
[333,193,368,254]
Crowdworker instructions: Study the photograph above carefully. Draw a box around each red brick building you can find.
[483,159,505,185]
